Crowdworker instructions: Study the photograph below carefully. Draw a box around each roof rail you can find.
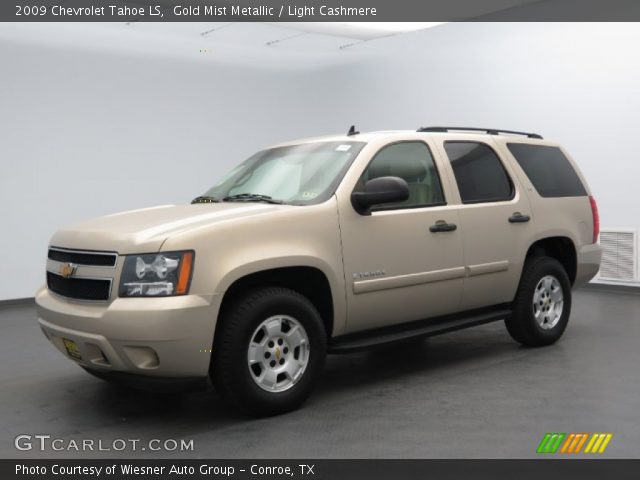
[417,126,543,139]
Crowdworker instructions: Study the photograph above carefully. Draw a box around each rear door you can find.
[437,138,536,310]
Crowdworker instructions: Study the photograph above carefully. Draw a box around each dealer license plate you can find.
[62,338,82,360]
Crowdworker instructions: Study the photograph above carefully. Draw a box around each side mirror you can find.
[351,176,410,215]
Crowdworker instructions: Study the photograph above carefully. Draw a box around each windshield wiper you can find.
[222,193,284,204]
[191,195,220,204]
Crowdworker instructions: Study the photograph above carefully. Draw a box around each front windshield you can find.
[200,141,366,205]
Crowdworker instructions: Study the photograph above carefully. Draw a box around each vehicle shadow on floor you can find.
[75,323,523,426]
[318,323,521,394]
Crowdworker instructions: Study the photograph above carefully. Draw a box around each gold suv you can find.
[36,126,601,416]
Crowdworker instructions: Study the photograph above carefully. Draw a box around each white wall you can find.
[343,22,640,230]
[0,29,351,300]
[2,22,639,300]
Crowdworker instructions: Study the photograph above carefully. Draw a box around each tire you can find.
[505,256,572,347]
[211,287,327,416]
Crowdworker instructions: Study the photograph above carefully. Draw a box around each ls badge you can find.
[59,263,77,279]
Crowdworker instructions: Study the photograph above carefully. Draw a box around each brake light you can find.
[589,196,599,244]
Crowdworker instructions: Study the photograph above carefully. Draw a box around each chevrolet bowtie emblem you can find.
[59,262,77,279]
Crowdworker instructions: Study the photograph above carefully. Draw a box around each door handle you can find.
[429,220,457,233]
[508,212,531,223]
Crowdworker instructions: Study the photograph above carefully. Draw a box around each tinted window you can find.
[507,144,587,197]
[445,142,513,203]
[362,142,445,210]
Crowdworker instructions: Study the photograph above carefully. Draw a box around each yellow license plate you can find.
[62,338,82,360]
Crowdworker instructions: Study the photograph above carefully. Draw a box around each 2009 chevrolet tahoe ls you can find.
[36,126,601,416]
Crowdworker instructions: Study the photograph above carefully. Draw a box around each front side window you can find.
[359,141,445,210]
[444,142,514,204]
[201,141,365,205]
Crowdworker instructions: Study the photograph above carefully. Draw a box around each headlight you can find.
[119,251,194,297]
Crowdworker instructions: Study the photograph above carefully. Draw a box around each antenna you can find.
[347,125,359,136]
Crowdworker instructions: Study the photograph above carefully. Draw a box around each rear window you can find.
[507,144,587,197]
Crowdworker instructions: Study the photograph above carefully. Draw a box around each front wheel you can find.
[505,256,572,347]
[211,287,327,416]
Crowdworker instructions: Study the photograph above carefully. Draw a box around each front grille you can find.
[47,272,111,301]
[48,247,117,267]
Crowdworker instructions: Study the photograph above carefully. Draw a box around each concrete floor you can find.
[1,287,639,459]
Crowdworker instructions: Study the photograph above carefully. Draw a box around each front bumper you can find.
[36,287,222,378]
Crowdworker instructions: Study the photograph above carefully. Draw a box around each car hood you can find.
[50,203,288,254]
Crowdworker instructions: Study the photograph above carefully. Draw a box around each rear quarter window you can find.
[507,144,587,197]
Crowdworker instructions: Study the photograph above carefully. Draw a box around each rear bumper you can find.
[575,243,602,287]
[36,287,222,378]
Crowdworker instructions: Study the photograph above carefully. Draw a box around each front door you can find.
[338,141,466,334]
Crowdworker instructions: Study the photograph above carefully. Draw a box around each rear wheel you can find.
[211,287,326,416]
[505,256,572,347]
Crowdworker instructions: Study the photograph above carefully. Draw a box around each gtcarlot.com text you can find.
[14,434,194,452]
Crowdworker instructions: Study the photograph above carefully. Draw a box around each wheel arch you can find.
[524,236,577,285]
[215,265,336,342]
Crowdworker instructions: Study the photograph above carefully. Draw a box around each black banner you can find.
[3,0,640,22]
[4,459,640,480]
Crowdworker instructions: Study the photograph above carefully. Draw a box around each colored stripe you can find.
[544,434,558,453]
[584,434,598,453]
[568,434,582,453]
[574,433,589,454]
[545,434,556,453]
[598,434,613,453]
[560,434,575,454]
[541,432,612,454]
[548,433,566,453]
[590,434,606,453]
[537,433,553,453]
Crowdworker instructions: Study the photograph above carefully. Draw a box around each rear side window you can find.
[444,142,513,204]
[507,144,587,197]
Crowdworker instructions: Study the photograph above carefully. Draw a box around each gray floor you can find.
[1,287,639,459]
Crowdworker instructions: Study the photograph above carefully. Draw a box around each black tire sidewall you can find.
[513,257,572,345]
[213,288,326,416]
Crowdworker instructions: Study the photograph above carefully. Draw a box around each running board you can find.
[329,307,512,353]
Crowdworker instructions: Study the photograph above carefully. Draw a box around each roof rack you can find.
[417,126,543,139]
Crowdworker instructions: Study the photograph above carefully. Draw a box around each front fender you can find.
[214,254,347,336]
